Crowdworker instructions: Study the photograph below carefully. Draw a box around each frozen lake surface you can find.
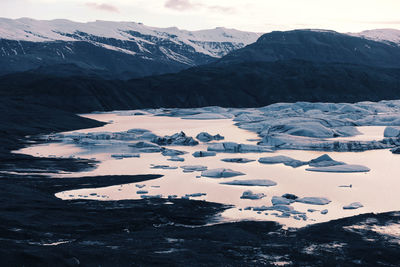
[15,101,400,228]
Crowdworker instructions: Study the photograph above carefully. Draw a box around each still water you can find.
[16,112,397,228]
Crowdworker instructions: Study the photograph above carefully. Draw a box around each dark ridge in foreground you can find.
[2,60,400,114]
[0,169,399,266]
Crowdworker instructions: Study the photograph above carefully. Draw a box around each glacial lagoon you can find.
[14,101,400,228]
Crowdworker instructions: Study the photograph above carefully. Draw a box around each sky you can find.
[1,0,400,33]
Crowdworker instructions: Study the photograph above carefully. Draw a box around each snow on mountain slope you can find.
[0,18,260,58]
[350,29,400,45]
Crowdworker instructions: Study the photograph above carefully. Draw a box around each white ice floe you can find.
[184,193,207,198]
[271,196,294,205]
[220,179,277,187]
[306,164,370,173]
[196,132,224,142]
[208,142,272,153]
[240,190,266,200]
[140,194,162,199]
[152,131,198,146]
[150,165,178,170]
[111,153,140,159]
[168,156,185,162]
[308,154,345,167]
[181,113,232,120]
[181,165,208,172]
[220,158,255,163]
[258,155,307,168]
[192,151,216,157]
[343,202,364,210]
[201,168,245,178]
[161,148,187,156]
[296,197,331,205]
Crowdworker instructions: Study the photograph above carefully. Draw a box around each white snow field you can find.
[0,18,260,58]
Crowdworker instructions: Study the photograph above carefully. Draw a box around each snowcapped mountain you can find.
[350,29,400,45]
[0,18,260,78]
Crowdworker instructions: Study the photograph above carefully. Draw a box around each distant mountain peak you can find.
[350,28,400,45]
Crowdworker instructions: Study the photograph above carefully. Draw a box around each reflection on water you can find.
[14,112,400,228]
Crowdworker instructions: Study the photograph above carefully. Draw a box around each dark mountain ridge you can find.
[219,30,400,68]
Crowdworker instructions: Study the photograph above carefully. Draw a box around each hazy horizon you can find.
[1,16,400,34]
[1,0,400,33]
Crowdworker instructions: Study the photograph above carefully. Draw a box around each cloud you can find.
[208,5,234,14]
[164,0,234,13]
[164,0,195,11]
[85,2,119,13]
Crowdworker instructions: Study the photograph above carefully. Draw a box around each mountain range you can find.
[2,18,400,79]
[0,18,260,79]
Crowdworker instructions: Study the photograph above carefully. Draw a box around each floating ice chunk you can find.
[240,190,266,200]
[150,165,178,170]
[161,148,186,156]
[192,151,216,157]
[208,142,272,153]
[268,205,294,212]
[258,155,307,168]
[306,164,370,173]
[128,142,161,152]
[111,153,140,159]
[220,158,255,163]
[140,194,162,199]
[252,206,269,211]
[220,179,277,187]
[391,147,400,154]
[384,126,400,137]
[260,134,390,151]
[276,213,291,218]
[181,165,208,172]
[140,132,157,140]
[153,131,198,146]
[138,147,162,153]
[258,156,293,165]
[308,154,345,167]
[343,202,364,210]
[196,132,224,142]
[127,128,150,134]
[168,156,185,162]
[296,197,331,205]
[268,121,340,138]
[181,113,232,120]
[129,141,159,148]
[271,196,294,205]
[282,193,298,200]
[233,113,267,122]
[201,168,245,178]
[136,190,148,194]
[184,193,207,197]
